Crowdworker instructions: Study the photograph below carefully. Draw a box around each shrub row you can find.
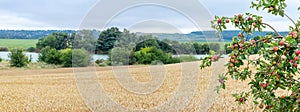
[0,46,38,52]
[38,47,90,67]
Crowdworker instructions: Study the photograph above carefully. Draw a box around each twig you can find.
[284,13,296,26]
[261,23,283,37]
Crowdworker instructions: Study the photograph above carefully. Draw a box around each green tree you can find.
[72,49,90,67]
[60,49,72,67]
[36,34,57,49]
[172,42,196,54]
[109,47,131,65]
[36,32,73,50]
[114,29,140,50]
[135,39,175,54]
[134,46,179,64]
[208,43,221,53]
[96,27,122,54]
[8,49,28,67]
[73,30,97,53]
[38,46,61,65]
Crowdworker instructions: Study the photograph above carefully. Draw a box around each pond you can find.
[0,52,109,62]
[0,52,227,63]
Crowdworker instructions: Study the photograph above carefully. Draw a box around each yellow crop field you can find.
[0,61,264,111]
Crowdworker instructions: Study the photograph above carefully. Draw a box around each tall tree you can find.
[36,32,73,50]
[96,27,122,54]
[73,30,97,53]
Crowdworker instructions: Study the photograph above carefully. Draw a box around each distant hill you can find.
[0,30,75,39]
[138,31,289,42]
[0,30,289,42]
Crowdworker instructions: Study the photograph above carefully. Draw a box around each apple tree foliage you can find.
[200,0,300,111]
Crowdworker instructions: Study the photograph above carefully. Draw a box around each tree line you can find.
[0,27,265,67]
[35,27,224,55]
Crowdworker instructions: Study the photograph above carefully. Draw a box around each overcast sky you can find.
[0,0,299,33]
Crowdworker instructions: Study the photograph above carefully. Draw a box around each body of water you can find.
[0,52,227,62]
[0,52,109,62]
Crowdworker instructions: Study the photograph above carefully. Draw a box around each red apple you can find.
[238,33,244,37]
[217,19,222,24]
[234,60,238,63]
[238,14,243,18]
[239,97,245,103]
[293,31,298,34]
[280,40,284,46]
[235,20,239,23]
[230,45,235,49]
[296,50,300,56]
[226,19,230,23]
[213,55,219,60]
[295,56,299,61]
[273,46,278,52]
[231,59,235,63]
[252,22,257,27]
[285,43,290,48]
[231,56,236,59]
[293,63,298,67]
[239,44,243,48]
[266,105,270,109]
[251,40,256,44]
[234,44,238,48]
[293,34,298,38]
[229,63,234,67]
[248,17,252,21]
[260,83,267,89]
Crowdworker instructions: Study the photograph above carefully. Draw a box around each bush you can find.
[178,55,199,62]
[26,47,36,52]
[134,47,179,64]
[59,49,72,67]
[39,47,90,67]
[0,47,8,51]
[72,49,90,67]
[38,46,61,65]
[8,49,28,67]
[109,47,130,65]
[208,43,221,53]
[166,57,181,64]
[0,58,2,63]
[193,43,210,54]
[95,59,108,67]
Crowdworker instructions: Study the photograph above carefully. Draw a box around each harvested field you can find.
[0,60,263,111]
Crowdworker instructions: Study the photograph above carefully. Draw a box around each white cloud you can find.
[0,10,69,30]
[0,0,299,32]
[0,10,47,29]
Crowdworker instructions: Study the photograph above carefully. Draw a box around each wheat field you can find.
[0,60,263,112]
